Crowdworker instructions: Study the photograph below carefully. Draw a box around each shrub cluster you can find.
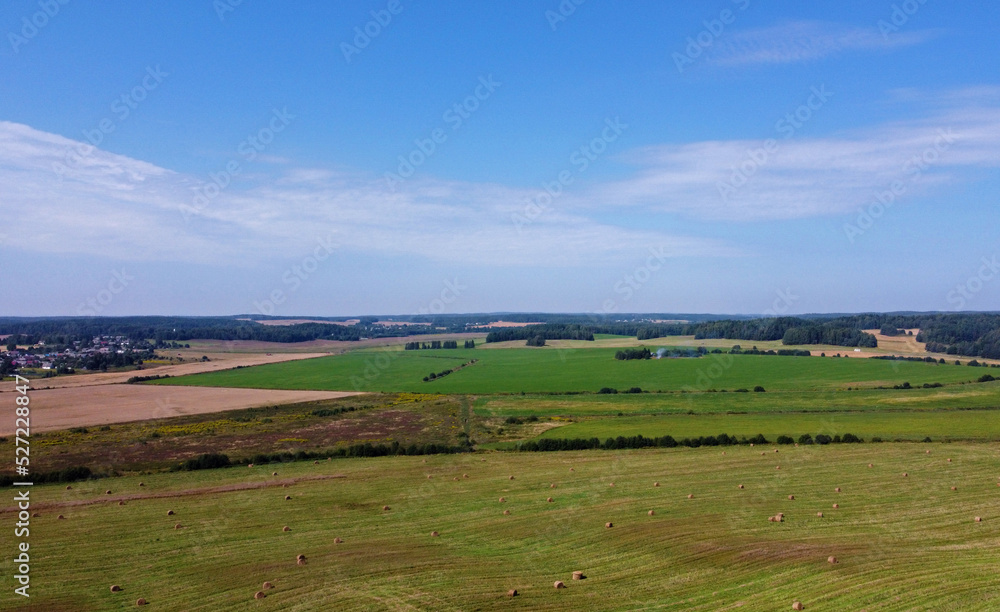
[519,431,866,453]
[126,374,172,383]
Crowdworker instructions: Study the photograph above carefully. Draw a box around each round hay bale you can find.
[835,487,841,493]
[828,556,837,564]
[110,585,122,593]
[768,516,776,522]
[569,468,574,471]
[788,495,795,500]
[66,485,72,490]
[609,482,615,487]
[464,474,469,478]
[902,473,908,477]
[382,505,390,511]
[136,598,147,606]
[118,501,126,506]
[453,477,459,481]
[174,523,182,529]
[507,589,518,597]
[572,571,585,580]
[547,497,554,503]
[283,526,291,532]
[817,512,823,517]
[687,494,694,499]
[427,475,432,479]
[138,482,145,487]
[263,581,274,589]
[431,531,439,537]
[58,515,65,520]
[722,451,726,455]
[503,509,510,515]
[975,516,982,522]
[750,443,754,447]
[297,558,306,566]
[509,475,515,480]
[951,486,957,491]
[254,591,266,600]
[654,482,660,487]
[868,463,873,468]
[605,522,613,528]
[499,497,506,503]
[926,450,931,454]
[284,495,291,500]
[282,484,288,488]
[297,554,306,561]
[774,449,779,453]
[832,503,839,509]
[166,510,174,516]
[947,458,952,462]
[738,484,744,489]
[248,464,253,468]
[554,580,566,589]
[648,510,655,516]
[550,483,556,488]
[776,465,781,470]
[334,537,343,544]
[314,460,319,465]
[761,452,765,456]
[792,601,804,610]
[272,471,278,476]
[106,490,112,495]
[776,512,784,518]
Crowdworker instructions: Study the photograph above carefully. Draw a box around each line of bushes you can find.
[517,432,867,452]
[423,359,477,382]
[0,466,95,487]
[126,374,171,383]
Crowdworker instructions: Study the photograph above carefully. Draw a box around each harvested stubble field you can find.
[4,443,998,610]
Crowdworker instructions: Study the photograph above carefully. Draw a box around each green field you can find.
[9,443,999,610]
[151,348,987,394]
[533,410,1000,442]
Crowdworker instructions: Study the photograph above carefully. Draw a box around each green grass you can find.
[10,443,1000,610]
[151,348,985,394]
[474,381,1000,416]
[533,410,1000,442]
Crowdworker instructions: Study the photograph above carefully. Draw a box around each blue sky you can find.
[1,1,998,317]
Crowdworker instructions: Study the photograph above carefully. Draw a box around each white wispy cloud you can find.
[708,21,940,66]
[0,121,734,267]
[595,101,1000,221]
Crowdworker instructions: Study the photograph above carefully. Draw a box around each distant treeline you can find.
[405,340,468,350]
[486,324,595,343]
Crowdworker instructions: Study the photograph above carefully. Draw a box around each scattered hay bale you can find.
[272,471,278,476]
[569,468,574,471]
[283,526,291,532]
[110,585,122,593]
[648,510,655,516]
[174,523,183,529]
[382,505,390,511]
[136,598,147,606]
[951,487,957,491]
[263,581,274,589]
[106,490,113,495]
[817,512,823,517]
[285,495,292,500]
[427,475,432,479]
[508,589,518,597]
[499,497,506,503]
[609,482,615,487]
[509,475,515,480]
[297,554,306,561]
[547,497,554,503]
[832,503,839,509]
[828,556,837,564]
[166,510,174,516]
[687,494,694,499]
[777,512,784,518]
[722,451,726,455]
[431,531,440,537]
[792,601,804,610]
[254,591,266,600]
[947,458,952,462]
[282,484,288,488]
[118,501,126,506]
[248,464,253,468]
[738,484,744,489]
[835,487,841,493]
[503,510,510,515]
[750,443,754,447]
[975,516,982,522]
[572,571,585,580]
[554,580,566,589]
[774,449,779,453]
[138,482,145,487]
[334,537,343,544]
[454,477,459,481]
[66,485,72,490]
[464,474,469,478]
[550,483,556,488]
[297,558,306,566]
[58,515,65,520]
[654,482,660,487]
[788,495,795,500]
[314,461,319,465]
[760,452,765,456]
[776,466,781,470]
[605,522,613,528]
[926,450,931,454]
[868,463,873,468]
